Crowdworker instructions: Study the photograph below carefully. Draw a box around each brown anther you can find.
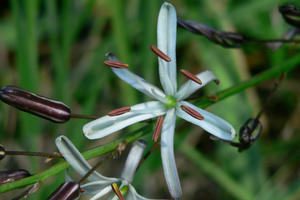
[208,95,219,102]
[150,45,171,62]
[104,60,129,69]
[181,105,204,120]
[111,183,125,200]
[180,69,202,85]
[108,107,131,116]
[80,188,85,193]
[152,116,164,142]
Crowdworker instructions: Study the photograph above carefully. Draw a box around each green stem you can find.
[194,55,300,108]
[178,142,253,200]
[0,55,299,194]
[0,124,153,193]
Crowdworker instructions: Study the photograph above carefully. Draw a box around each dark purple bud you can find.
[0,145,5,160]
[279,4,300,28]
[47,181,80,200]
[177,18,246,48]
[0,169,31,185]
[0,86,71,123]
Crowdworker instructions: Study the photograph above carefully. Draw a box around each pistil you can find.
[164,95,177,108]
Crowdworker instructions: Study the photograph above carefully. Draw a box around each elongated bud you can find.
[0,145,5,160]
[47,181,80,200]
[0,86,71,123]
[0,169,31,185]
[177,18,245,48]
[279,4,300,28]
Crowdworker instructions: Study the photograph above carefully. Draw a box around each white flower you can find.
[55,135,158,200]
[82,2,236,199]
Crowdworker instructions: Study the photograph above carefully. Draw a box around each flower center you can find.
[164,95,177,108]
[120,185,129,195]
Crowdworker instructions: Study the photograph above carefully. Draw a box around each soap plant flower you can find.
[55,135,157,200]
[83,2,236,199]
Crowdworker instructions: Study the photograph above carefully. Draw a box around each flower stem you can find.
[194,54,300,108]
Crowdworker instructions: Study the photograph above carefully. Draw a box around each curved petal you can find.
[157,2,177,95]
[176,101,236,140]
[121,140,147,183]
[64,170,73,182]
[112,68,167,102]
[106,52,166,102]
[83,101,167,140]
[88,185,113,200]
[55,136,118,182]
[175,70,219,101]
[160,109,182,199]
[81,180,120,195]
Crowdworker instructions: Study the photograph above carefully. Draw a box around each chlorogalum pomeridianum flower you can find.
[55,136,157,200]
[83,2,236,199]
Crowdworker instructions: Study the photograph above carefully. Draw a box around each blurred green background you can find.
[0,0,299,199]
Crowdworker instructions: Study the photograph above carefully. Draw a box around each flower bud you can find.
[0,169,31,185]
[46,181,80,200]
[0,86,71,123]
[279,4,300,28]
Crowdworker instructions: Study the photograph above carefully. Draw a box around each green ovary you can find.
[164,95,177,108]
[120,185,129,195]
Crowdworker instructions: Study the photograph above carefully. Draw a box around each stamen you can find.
[104,60,129,69]
[111,183,125,200]
[180,69,202,85]
[108,107,131,116]
[150,45,171,62]
[181,105,204,120]
[152,116,164,142]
